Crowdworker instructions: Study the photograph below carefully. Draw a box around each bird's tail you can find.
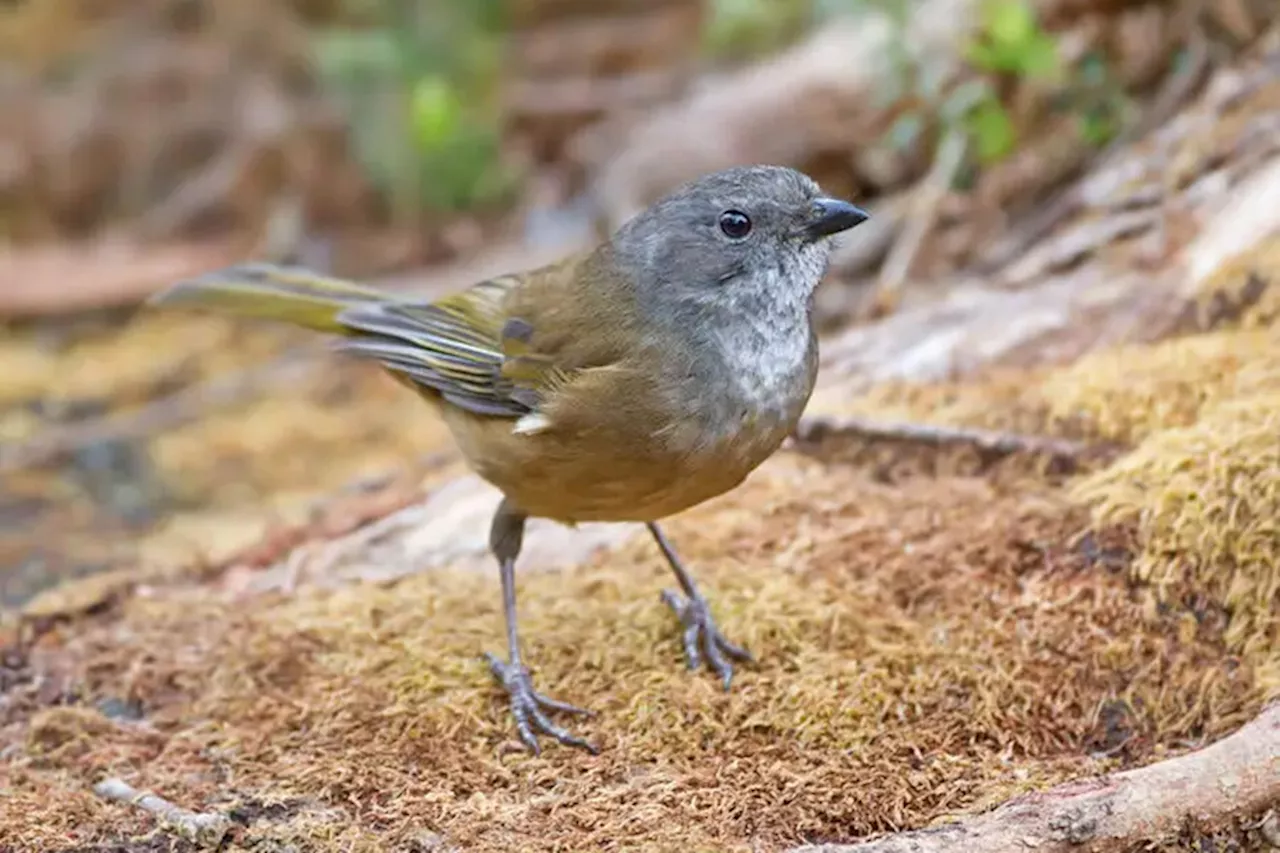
[147,262,396,334]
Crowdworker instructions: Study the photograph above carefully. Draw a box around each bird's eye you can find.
[718,210,752,240]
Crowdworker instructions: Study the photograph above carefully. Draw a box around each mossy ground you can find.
[827,239,1280,687]
[2,243,1278,852]
[3,463,1259,852]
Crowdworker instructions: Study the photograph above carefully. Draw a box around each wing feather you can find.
[329,273,573,420]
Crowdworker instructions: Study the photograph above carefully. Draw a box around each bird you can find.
[148,164,870,754]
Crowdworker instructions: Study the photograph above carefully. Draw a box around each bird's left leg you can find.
[649,522,754,689]
[484,499,597,754]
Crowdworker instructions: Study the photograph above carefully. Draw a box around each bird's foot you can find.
[660,589,754,690]
[484,652,598,755]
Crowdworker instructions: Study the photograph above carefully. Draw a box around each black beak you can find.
[804,197,870,240]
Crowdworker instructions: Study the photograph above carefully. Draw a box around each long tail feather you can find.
[149,261,536,419]
[147,262,394,334]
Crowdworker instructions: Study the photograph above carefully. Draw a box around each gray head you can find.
[608,164,869,309]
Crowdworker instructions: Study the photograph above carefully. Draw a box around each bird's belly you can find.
[443,407,792,524]
[513,442,778,523]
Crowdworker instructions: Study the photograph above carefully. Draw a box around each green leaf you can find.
[983,0,1036,48]
[965,41,1003,73]
[1017,31,1061,79]
[409,76,462,152]
[967,0,1061,76]
[965,98,1016,163]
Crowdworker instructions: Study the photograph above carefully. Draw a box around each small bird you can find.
[149,165,869,754]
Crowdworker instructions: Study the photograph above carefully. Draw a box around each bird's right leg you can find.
[483,499,598,755]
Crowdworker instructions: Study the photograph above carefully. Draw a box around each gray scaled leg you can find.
[484,499,597,755]
[649,522,754,690]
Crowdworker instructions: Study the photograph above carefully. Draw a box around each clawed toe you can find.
[660,590,754,690]
[485,653,598,755]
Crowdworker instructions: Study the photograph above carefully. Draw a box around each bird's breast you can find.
[443,307,817,524]
[691,311,817,437]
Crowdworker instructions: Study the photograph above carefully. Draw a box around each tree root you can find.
[790,703,1280,853]
[792,413,1110,474]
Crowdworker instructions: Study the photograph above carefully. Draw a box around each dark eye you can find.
[718,210,752,239]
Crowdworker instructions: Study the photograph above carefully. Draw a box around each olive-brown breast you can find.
[434,350,808,523]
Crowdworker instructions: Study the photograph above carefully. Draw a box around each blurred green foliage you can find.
[1071,51,1136,148]
[702,0,815,61]
[850,0,1134,173]
[310,0,518,219]
[961,89,1018,163]
[965,0,1061,79]
[959,0,1064,164]
[309,0,1137,220]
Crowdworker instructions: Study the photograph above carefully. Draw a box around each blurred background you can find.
[1,0,1276,607]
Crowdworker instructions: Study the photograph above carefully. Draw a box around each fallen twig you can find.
[93,777,233,848]
[871,128,969,315]
[792,414,1104,473]
[790,702,1280,853]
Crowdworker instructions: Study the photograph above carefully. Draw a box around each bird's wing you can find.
[333,272,576,419]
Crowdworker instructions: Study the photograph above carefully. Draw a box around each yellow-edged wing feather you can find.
[148,263,576,419]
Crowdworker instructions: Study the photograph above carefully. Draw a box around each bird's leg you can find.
[483,499,597,755]
[649,522,754,690]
